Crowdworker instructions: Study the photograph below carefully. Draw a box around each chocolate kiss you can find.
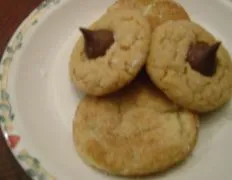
[187,41,221,76]
[80,28,114,59]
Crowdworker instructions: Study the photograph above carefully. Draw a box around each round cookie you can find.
[108,0,190,30]
[146,20,232,112]
[69,9,151,96]
[73,75,199,176]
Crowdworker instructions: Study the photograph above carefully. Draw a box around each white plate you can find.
[1,0,232,179]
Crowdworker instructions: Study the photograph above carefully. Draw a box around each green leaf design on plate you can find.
[33,158,41,168]
[37,0,60,10]
[10,114,15,121]
[9,104,14,121]
[0,103,14,121]
[2,57,13,65]
[13,32,23,50]
[32,19,38,26]
[18,153,28,161]
[37,1,50,10]
[16,32,23,41]
[6,46,14,54]
[26,169,38,178]
[15,43,22,50]
[1,90,9,101]
[0,115,5,123]
[0,104,10,113]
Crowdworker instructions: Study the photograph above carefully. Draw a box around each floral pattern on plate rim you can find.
[2,0,232,180]
[0,0,61,179]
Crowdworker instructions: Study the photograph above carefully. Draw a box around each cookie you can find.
[69,9,151,96]
[108,0,190,30]
[146,20,232,112]
[73,74,199,176]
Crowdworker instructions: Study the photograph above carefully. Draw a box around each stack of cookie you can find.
[69,0,232,177]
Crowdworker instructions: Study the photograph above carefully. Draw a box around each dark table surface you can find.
[0,1,43,179]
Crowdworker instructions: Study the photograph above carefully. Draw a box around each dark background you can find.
[0,0,43,179]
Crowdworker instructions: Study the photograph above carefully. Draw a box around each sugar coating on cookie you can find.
[147,20,232,112]
[108,0,190,30]
[69,9,151,96]
[73,77,199,176]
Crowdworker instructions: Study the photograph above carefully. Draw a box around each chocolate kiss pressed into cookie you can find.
[80,28,115,59]
[187,41,221,77]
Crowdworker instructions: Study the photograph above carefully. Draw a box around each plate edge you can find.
[0,0,62,180]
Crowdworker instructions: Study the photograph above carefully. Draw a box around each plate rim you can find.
[0,0,61,179]
[1,0,232,180]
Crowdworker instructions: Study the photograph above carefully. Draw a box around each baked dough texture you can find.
[73,74,199,176]
[146,20,232,112]
[108,0,190,30]
[70,9,151,96]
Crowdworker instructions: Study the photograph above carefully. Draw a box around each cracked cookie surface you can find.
[108,0,190,30]
[69,9,151,96]
[146,20,232,112]
[73,75,199,176]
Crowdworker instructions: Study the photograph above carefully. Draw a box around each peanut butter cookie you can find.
[73,75,199,176]
[69,9,151,96]
[108,0,190,30]
[147,20,232,112]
